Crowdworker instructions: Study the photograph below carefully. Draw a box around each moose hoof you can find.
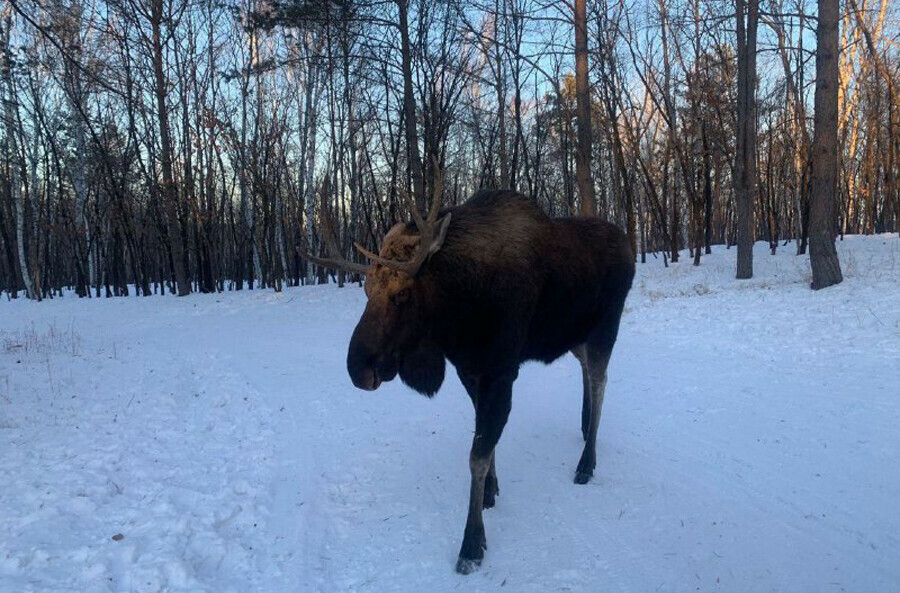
[574,470,593,484]
[455,556,482,574]
[456,527,486,574]
[575,454,595,484]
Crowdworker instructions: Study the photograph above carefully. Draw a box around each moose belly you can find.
[523,283,604,364]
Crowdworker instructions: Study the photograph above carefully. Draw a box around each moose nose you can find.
[347,339,382,391]
[351,367,381,391]
[347,315,384,391]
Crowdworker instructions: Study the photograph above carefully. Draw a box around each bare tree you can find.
[1,6,36,299]
[147,0,190,295]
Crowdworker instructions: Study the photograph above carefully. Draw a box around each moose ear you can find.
[425,213,452,258]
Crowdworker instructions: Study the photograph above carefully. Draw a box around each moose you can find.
[303,170,634,574]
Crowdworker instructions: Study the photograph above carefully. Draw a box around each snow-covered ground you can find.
[1,235,898,593]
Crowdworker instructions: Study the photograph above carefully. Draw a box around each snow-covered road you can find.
[2,236,898,593]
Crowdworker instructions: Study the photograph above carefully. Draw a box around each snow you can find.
[1,235,898,593]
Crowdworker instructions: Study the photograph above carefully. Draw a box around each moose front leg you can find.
[456,373,513,574]
[458,371,500,509]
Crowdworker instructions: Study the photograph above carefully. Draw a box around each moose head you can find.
[299,168,452,396]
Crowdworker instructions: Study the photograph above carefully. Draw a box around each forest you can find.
[0,0,897,299]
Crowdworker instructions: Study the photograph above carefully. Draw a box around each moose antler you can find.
[296,174,369,276]
[354,159,451,277]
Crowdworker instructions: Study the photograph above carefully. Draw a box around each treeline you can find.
[0,0,897,299]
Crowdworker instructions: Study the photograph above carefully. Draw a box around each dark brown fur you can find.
[346,189,635,573]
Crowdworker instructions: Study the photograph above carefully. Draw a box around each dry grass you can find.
[1,321,82,358]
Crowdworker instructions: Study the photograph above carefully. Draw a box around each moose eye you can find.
[393,289,410,305]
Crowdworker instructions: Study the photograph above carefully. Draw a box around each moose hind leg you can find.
[572,345,592,441]
[574,289,628,485]
[581,366,592,441]
[483,452,499,509]
[574,348,611,485]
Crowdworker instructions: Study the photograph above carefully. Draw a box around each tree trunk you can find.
[574,0,596,215]
[1,9,36,299]
[808,0,843,289]
[151,0,190,296]
[397,0,425,209]
[735,0,758,279]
